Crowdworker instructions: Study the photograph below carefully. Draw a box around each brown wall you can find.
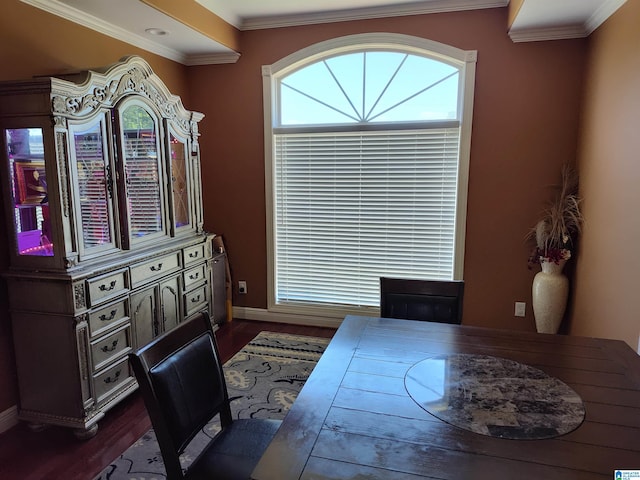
[507,0,525,28]
[0,2,191,96]
[190,8,587,331]
[0,1,189,414]
[569,0,640,350]
[3,1,629,418]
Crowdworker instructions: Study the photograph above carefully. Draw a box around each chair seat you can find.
[187,418,282,480]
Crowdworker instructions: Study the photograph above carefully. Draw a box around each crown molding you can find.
[24,0,623,53]
[509,25,588,43]
[585,0,627,35]
[509,0,627,43]
[21,0,190,64]
[20,0,240,65]
[184,52,241,66]
[240,0,508,31]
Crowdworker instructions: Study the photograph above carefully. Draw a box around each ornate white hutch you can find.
[0,56,216,438]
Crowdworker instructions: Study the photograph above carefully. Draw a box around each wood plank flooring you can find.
[0,319,336,480]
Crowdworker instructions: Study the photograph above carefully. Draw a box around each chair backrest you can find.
[128,311,231,479]
[380,277,464,324]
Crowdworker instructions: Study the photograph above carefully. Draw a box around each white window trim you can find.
[262,32,476,319]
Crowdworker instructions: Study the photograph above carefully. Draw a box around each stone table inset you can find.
[405,353,585,439]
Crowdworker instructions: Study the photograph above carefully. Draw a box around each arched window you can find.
[263,33,476,319]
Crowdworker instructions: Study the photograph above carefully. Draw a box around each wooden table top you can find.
[252,315,640,480]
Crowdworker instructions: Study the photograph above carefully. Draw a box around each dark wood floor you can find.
[0,319,336,480]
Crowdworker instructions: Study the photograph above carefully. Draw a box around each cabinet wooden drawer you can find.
[87,269,129,306]
[130,251,181,288]
[182,243,207,267]
[183,243,206,267]
[88,299,129,338]
[93,357,133,405]
[183,264,206,290]
[90,324,131,372]
[183,284,207,317]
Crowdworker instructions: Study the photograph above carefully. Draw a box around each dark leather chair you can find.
[380,277,464,324]
[128,311,281,480]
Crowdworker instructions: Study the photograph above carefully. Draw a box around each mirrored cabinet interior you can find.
[0,56,218,438]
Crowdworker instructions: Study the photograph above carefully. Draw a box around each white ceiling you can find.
[21,0,627,65]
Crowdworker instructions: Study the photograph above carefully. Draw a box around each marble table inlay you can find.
[405,354,585,440]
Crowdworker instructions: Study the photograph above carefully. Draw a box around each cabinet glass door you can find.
[69,116,117,256]
[4,127,53,257]
[118,101,166,247]
[168,129,192,234]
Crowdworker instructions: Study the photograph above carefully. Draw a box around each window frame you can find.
[262,33,477,319]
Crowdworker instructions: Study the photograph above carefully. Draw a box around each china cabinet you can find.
[0,56,216,438]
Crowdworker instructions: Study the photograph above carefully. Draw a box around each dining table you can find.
[251,315,640,480]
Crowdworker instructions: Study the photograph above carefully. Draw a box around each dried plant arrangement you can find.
[527,163,584,268]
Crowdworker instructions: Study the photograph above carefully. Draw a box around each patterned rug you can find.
[94,331,330,480]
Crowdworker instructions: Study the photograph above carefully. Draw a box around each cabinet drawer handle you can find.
[188,272,200,280]
[99,280,117,292]
[99,310,118,322]
[190,294,201,303]
[150,263,163,272]
[103,370,121,384]
[188,251,199,258]
[101,339,119,352]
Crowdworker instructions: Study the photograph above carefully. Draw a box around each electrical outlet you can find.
[238,280,247,294]
[514,302,526,317]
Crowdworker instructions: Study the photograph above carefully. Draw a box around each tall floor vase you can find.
[532,259,569,334]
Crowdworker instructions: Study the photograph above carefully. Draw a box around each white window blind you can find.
[124,135,163,237]
[74,125,112,248]
[274,128,460,308]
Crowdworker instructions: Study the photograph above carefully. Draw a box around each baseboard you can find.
[232,306,343,329]
[0,405,19,434]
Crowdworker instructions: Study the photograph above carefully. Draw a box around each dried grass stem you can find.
[528,163,583,254]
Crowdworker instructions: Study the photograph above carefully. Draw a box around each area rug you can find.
[93,331,330,480]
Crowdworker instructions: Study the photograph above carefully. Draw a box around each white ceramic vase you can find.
[532,259,569,334]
